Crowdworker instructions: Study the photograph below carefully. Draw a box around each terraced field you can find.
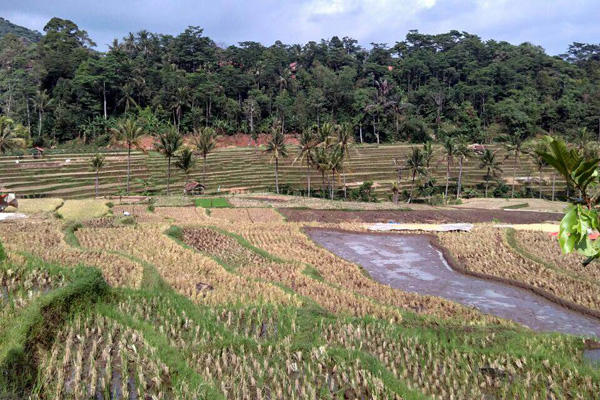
[0,144,566,199]
[1,198,598,399]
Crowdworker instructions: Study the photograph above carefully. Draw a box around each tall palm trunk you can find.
[408,171,416,203]
[103,82,107,120]
[376,116,380,145]
[166,155,171,195]
[38,110,42,138]
[330,170,335,200]
[511,155,517,198]
[484,168,490,198]
[95,169,99,199]
[203,154,207,186]
[359,123,363,144]
[26,99,31,133]
[126,144,131,195]
[444,157,451,199]
[275,157,279,194]
[457,157,464,199]
[306,163,311,197]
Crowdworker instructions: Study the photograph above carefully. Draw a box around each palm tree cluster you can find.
[106,117,218,197]
[400,136,504,203]
[282,122,354,199]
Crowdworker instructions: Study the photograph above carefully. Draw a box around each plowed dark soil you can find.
[280,208,562,224]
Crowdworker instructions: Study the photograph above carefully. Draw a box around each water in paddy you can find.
[307,230,600,339]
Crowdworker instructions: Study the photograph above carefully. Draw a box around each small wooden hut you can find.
[184,182,205,195]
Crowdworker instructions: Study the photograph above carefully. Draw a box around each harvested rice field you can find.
[1,197,599,399]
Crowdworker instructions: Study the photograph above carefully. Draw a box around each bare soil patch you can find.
[453,198,568,213]
[281,208,562,224]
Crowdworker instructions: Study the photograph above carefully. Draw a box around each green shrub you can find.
[462,188,480,199]
[119,216,136,225]
[349,181,377,202]
[428,194,445,206]
[164,225,184,241]
[0,239,6,263]
[492,181,510,198]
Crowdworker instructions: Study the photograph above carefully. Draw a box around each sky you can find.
[3,0,599,55]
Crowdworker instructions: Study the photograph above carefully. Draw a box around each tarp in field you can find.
[0,213,27,221]
[368,223,474,232]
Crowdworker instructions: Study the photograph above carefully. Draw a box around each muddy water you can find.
[307,230,600,338]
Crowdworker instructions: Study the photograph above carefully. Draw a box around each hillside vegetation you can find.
[0,17,42,43]
[0,17,598,148]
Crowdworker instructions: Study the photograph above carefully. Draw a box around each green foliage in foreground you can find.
[537,135,600,264]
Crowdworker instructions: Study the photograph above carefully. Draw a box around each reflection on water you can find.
[308,230,600,339]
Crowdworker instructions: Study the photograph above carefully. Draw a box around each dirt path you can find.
[307,229,600,338]
[282,208,562,224]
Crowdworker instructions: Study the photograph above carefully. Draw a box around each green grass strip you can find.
[0,265,108,396]
[96,303,225,399]
[194,197,232,208]
[503,203,530,210]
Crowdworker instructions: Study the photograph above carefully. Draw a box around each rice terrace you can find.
[2,4,600,400]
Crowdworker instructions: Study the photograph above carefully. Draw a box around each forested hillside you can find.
[0,17,599,147]
[0,18,41,43]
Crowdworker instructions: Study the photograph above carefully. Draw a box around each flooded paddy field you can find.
[307,229,600,338]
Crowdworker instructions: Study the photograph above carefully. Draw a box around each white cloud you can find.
[2,0,598,54]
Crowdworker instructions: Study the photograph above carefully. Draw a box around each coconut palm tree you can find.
[575,127,594,157]
[478,149,502,197]
[328,147,344,200]
[336,124,355,198]
[422,141,435,170]
[265,127,288,194]
[172,87,190,130]
[193,127,216,186]
[175,147,196,185]
[33,90,52,139]
[365,79,395,144]
[293,129,318,196]
[502,131,528,198]
[0,116,18,155]
[316,122,335,147]
[312,146,331,197]
[88,154,105,199]
[455,136,470,199]
[405,147,427,203]
[156,127,183,195]
[110,118,145,195]
[117,82,138,114]
[532,141,548,199]
[441,137,456,199]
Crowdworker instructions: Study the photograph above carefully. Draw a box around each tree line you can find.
[0,17,599,149]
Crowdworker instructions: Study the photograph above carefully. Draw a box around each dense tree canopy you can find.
[0,19,599,147]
